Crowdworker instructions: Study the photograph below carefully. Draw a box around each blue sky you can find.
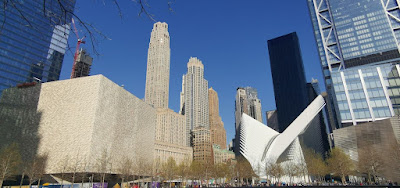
[60,1,324,144]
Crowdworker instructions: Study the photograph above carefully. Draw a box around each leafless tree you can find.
[160,157,177,187]
[78,156,89,188]
[1,0,175,56]
[327,148,354,184]
[303,148,328,183]
[57,155,71,187]
[26,154,48,187]
[283,162,300,185]
[96,149,112,188]
[117,156,133,187]
[0,143,22,188]
[269,163,283,184]
[134,156,152,187]
[175,159,190,184]
[234,156,255,185]
[358,146,384,184]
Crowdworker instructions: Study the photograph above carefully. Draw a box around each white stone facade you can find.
[36,75,156,174]
[145,22,170,109]
[181,57,209,146]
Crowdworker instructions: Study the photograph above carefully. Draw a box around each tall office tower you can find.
[0,1,76,95]
[268,32,309,132]
[303,79,331,155]
[143,23,192,167]
[208,87,227,149]
[180,57,209,146]
[145,22,170,108]
[308,0,400,127]
[71,49,93,78]
[234,87,263,155]
[235,87,263,130]
[268,32,330,155]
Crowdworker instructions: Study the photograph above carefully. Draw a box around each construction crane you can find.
[70,18,86,79]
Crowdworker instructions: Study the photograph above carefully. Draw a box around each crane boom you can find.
[70,18,86,79]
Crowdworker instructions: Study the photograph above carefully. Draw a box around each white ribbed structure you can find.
[181,57,209,146]
[145,22,170,108]
[240,95,326,179]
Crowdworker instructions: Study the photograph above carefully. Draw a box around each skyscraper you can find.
[234,87,262,155]
[0,1,76,95]
[308,0,400,127]
[145,22,170,109]
[180,57,210,146]
[71,49,93,78]
[268,32,309,132]
[143,22,192,167]
[208,87,227,149]
[235,87,263,130]
[267,32,330,155]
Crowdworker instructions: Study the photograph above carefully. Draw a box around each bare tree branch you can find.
[8,0,32,27]
[113,0,123,19]
[135,0,156,22]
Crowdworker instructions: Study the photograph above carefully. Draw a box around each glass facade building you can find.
[0,0,76,95]
[268,32,309,132]
[267,32,330,155]
[308,0,400,127]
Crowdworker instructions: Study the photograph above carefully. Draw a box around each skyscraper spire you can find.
[145,22,170,108]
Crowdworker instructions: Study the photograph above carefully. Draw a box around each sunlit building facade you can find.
[0,0,76,95]
[145,22,170,109]
[180,57,209,146]
[308,0,400,126]
[208,87,227,149]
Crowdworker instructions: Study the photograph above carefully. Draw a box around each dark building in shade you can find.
[302,79,331,155]
[268,32,309,132]
[268,32,330,155]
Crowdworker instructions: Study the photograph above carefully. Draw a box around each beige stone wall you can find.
[154,141,192,170]
[36,75,156,174]
[155,108,186,146]
[154,108,192,168]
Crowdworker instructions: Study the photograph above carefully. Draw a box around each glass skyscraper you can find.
[268,32,309,132]
[308,0,400,127]
[267,32,330,155]
[0,0,76,95]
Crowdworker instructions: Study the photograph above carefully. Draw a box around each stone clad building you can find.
[212,144,235,164]
[0,75,156,174]
[154,108,192,168]
[208,87,227,149]
[145,22,170,109]
[333,116,400,182]
[144,22,192,167]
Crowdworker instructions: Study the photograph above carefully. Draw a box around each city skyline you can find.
[1,0,400,185]
[59,1,326,143]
